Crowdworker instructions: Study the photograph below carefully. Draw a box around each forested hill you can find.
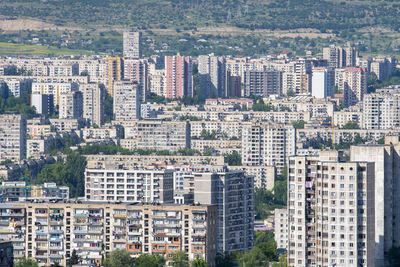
[1,0,400,32]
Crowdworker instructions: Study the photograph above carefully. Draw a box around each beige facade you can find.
[0,114,27,162]
[0,202,217,266]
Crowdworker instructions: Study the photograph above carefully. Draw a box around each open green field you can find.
[0,42,94,56]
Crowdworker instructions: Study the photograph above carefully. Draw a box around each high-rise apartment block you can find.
[122,120,190,151]
[311,67,334,98]
[123,31,142,59]
[198,54,226,98]
[274,208,288,250]
[288,151,375,267]
[165,55,193,98]
[32,82,77,107]
[85,167,174,203]
[193,168,254,252]
[242,121,296,172]
[323,44,357,68]
[244,70,283,97]
[105,56,124,96]
[350,136,400,267]
[30,94,54,116]
[113,81,141,121]
[58,91,83,119]
[362,91,400,129]
[80,83,105,126]
[0,114,27,162]
[335,67,367,106]
[124,59,148,101]
[0,202,217,266]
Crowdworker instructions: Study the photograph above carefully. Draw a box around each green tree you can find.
[291,120,306,129]
[170,251,189,267]
[272,253,289,267]
[215,252,234,267]
[342,121,360,129]
[103,249,134,267]
[15,258,39,267]
[50,263,62,267]
[135,254,165,267]
[67,249,80,266]
[223,151,241,166]
[191,256,208,267]
[237,247,269,267]
[104,94,113,123]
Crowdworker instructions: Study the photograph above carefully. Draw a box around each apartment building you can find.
[31,94,54,116]
[75,59,106,83]
[362,91,400,130]
[311,67,334,99]
[242,121,296,172]
[323,44,357,68]
[274,208,288,250]
[335,67,367,106]
[333,110,363,128]
[198,54,226,98]
[244,70,283,97]
[165,55,193,98]
[124,59,148,101]
[193,168,254,252]
[229,165,275,190]
[122,120,190,152]
[85,167,174,203]
[287,151,375,267]
[49,118,85,132]
[105,56,124,96]
[0,202,217,266]
[81,125,122,140]
[190,139,241,154]
[0,182,69,202]
[58,91,83,119]
[85,154,225,168]
[80,83,105,126]
[27,136,54,159]
[350,136,400,267]
[123,31,142,59]
[113,81,141,121]
[31,82,78,107]
[0,114,27,162]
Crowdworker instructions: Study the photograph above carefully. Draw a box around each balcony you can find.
[49,254,63,259]
[49,229,63,234]
[13,245,25,250]
[49,246,63,251]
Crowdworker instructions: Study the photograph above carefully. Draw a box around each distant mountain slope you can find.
[1,0,399,32]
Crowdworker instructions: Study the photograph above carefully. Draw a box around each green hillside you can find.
[0,0,400,56]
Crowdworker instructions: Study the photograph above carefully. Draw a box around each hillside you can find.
[0,0,400,56]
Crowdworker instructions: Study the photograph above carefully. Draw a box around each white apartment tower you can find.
[113,80,141,121]
[80,83,105,126]
[311,67,334,98]
[0,114,27,162]
[288,151,375,267]
[58,91,83,119]
[242,121,296,173]
[123,31,142,59]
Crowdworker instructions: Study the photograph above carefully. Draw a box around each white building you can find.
[113,81,141,121]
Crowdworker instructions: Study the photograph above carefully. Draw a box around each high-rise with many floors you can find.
[80,83,105,126]
[123,31,142,59]
[165,55,192,98]
[287,151,375,267]
[113,81,141,121]
[0,114,27,162]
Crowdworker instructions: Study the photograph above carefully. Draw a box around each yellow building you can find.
[105,56,124,96]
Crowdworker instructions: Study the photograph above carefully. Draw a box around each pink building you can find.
[165,55,192,99]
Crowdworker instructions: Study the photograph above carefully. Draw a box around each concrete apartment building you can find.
[198,54,226,98]
[122,120,190,152]
[229,165,275,190]
[0,202,217,266]
[335,67,367,107]
[311,67,335,99]
[31,82,78,107]
[243,70,283,97]
[242,121,296,172]
[165,55,193,98]
[362,91,400,130]
[350,136,400,267]
[105,56,124,96]
[113,81,141,121]
[58,91,83,119]
[323,44,357,68]
[193,168,254,252]
[85,167,174,203]
[123,31,142,59]
[0,181,69,202]
[288,151,375,267]
[274,208,288,250]
[0,114,27,162]
[80,83,105,126]
[30,94,54,116]
[124,59,148,102]
[27,136,53,159]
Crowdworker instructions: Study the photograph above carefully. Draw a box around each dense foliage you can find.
[223,151,242,166]
[0,88,36,119]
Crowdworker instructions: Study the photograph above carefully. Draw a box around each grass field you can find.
[0,42,94,56]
